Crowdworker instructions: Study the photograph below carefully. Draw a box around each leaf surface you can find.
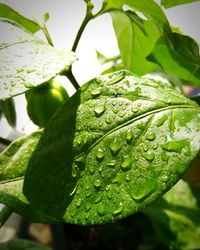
[0,19,76,100]
[0,98,16,127]
[161,0,200,8]
[0,130,55,223]
[0,3,40,33]
[24,70,200,225]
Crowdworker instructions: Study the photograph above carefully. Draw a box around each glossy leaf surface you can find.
[161,0,200,8]
[148,33,200,86]
[147,180,200,249]
[0,130,55,223]
[0,3,40,33]
[0,19,76,100]
[24,70,200,225]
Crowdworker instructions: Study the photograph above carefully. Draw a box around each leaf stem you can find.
[66,69,80,90]
[0,137,12,146]
[42,24,54,46]
[0,206,12,228]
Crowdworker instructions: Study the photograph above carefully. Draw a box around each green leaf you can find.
[161,0,200,8]
[24,70,200,225]
[0,238,52,250]
[0,98,16,127]
[147,180,200,249]
[0,19,76,100]
[0,3,40,33]
[111,11,158,75]
[148,33,200,86]
[0,130,56,223]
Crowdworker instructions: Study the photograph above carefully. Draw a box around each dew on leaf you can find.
[95,193,103,203]
[156,115,167,127]
[85,203,91,211]
[126,129,134,143]
[89,165,95,174]
[97,203,106,216]
[107,160,116,167]
[105,116,112,124]
[110,139,122,154]
[146,133,156,141]
[112,107,118,114]
[131,106,139,113]
[121,158,132,170]
[162,139,188,153]
[94,104,105,116]
[113,203,124,216]
[76,198,82,208]
[161,153,169,162]
[119,111,125,117]
[91,88,102,97]
[96,148,105,161]
[144,152,155,161]
[94,179,102,188]
[112,174,122,184]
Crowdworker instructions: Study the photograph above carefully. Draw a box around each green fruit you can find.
[26,78,69,127]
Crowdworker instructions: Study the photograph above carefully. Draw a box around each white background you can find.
[0,0,200,136]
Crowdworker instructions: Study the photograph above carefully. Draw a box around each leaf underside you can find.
[24,70,200,225]
[0,19,76,100]
[0,130,56,223]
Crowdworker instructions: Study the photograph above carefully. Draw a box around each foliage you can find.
[0,0,200,248]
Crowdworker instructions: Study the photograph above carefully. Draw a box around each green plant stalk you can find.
[0,206,12,228]
[42,24,54,47]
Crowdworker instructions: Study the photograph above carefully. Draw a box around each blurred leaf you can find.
[147,180,200,249]
[0,130,56,223]
[161,0,200,8]
[125,10,147,35]
[0,3,40,33]
[0,19,76,100]
[0,238,52,250]
[111,11,158,75]
[0,98,16,127]
[148,33,200,86]
[24,70,200,225]
[101,63,124,74]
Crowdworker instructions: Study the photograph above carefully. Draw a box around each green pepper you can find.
[26,78,69,127]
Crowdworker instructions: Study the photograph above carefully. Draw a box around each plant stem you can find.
[42,24,54,46]
[0,137,11,146]
[0,206,12,228]
[66,69,80,90]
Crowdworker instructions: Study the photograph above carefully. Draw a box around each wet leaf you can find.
[161,0,200,8]
[0,19,76,100]
[0,130,55,223]
[24,70,200,225]
[147,180,200,249]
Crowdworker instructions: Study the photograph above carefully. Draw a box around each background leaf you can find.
[161,0,200,8]
[0,19,76,100]
[0,3,40,33]
[0,130,55,223]
[0,98,16,127]
[148,33,200,86]
[24,70,200,225]
[0,238,52,250]
[146,180,200,249]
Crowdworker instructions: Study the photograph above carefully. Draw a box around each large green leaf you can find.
[161,0,200,8]
[24,70,200,225]
[111,11,158,75]
[147,180,200,249]
[0,3,40,33]
[0,130,55,223]
[0,19,76,100]
[148,33,200,86]
[0,238,52,250]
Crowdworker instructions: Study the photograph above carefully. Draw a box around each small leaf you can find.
[148,33,200,86]
[0,98,16,127]
[0,238,52,250]
[24,70,200,225]
[147,180,200,249]
[0,130,55,223]
[0,3,40,33]
[161,0,200,8]
[0,19,76,100]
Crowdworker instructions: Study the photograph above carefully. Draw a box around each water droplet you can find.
[107,160,116,167]
[95,104,105,116]
[72,164,77,178]
[86,191,92,197]
[95,193,103,203]
[156,115,167,127]
[24,83,34,88]
[118,101,123,106]
[91,88,102,97]
[89,165,95,174]
[131,178,156,202]
[85,203,91,211]
[113,203,124,216]
[161,153,169,162]
[106,115,112,124]
[121,158,132,170]
[144,152,155,161]
[126,173,131,182]
[112,100,117,106]
[162,140,188,153]
[143,146,148,152]
[97,203,106,216]
[110,139,122,154]
[76,198,82,208]
[126,129,133,143]
[107,72,125,85]
[96,148,105,161]
[112,174,122,184]
[94,179,102,188]
[112,107,118,114]
[119,111,125,117]
[152,144,158,150]
[146,133,156,141]
[131,106,139,113]
[160,175,168,183]
[75,155,86,169]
